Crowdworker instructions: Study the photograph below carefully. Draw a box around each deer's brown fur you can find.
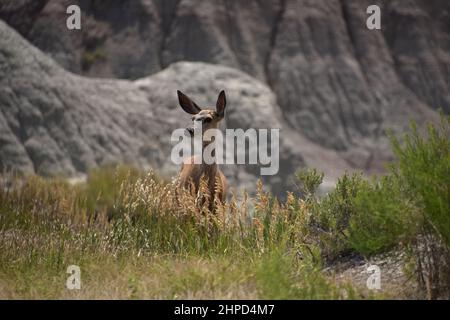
[177,90,228,206]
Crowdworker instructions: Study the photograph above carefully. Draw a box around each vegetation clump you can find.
[0,116,448,299]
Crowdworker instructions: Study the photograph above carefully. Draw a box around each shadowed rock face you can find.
[0,0,448,193]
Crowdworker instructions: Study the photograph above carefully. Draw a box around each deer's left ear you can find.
[216,90,226,119]
[177,90,202,115]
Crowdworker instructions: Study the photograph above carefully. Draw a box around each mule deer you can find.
[176,90,228,208]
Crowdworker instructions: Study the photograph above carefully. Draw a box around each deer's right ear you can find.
[177,90,201,114]
[216,90,226,119]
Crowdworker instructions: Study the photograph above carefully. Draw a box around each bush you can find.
[297,171,417,260]
[348,175,420,255]
[390,116,450,247]
[389,115,450,299]
[295,171,368,262]
[295,168,324,200]
[295,114,450,298]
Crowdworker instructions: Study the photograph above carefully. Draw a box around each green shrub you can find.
[295,168,324,200]
[389,115,450,299]
[296,116,450,298]
[348,175,420,255]
[390,116,450,247]
[295,114,450,298]
[306,172,366,261]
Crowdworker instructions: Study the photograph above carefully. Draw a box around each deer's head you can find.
[177,90,227,138]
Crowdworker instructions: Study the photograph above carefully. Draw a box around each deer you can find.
[176,90,228,210]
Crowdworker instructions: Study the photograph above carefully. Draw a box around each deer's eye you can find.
[204,118,212,123]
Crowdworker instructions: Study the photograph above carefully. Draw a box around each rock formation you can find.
[1,0,448,195]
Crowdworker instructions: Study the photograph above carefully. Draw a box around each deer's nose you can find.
[185,127,194,136]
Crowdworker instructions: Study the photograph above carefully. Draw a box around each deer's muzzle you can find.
[185,127,194,136]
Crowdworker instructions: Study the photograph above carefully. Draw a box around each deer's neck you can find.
[200,141,218,171]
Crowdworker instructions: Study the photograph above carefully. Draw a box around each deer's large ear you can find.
[216,90,226,119]
[177,90,201,114]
